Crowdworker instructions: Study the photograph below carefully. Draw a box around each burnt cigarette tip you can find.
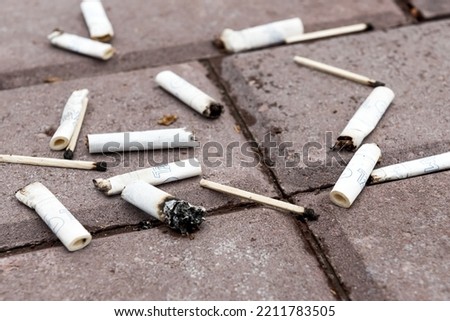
[370,80,386,88]
[164,199,206,234]
[95,161,108,172]
[212,36,225,50]
[204,103,224,119]
[63,149,74,160]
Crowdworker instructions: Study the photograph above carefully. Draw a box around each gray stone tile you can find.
[0,61,276,250]
[0,207,335,300]
[213,19,450,195]
[0,0,406,89]
[295,171,450,300]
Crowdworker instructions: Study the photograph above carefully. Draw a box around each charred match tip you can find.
[365,23,374,31]
[204,103,224,119]
[304,208,319,220]
[63,149,74,160]
[164,199,206,234]
[370,80,386,87]
[95,161,107,172]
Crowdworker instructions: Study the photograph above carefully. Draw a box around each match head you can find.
[95,161,108,172]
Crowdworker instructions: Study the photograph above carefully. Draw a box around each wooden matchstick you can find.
[199,179,317,220]
[0,154,106,171]
[286,23,370,44]
[293,56,385,87]
[64,96,88,159]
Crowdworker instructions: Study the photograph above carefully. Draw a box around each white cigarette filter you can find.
[80,0,114,42]
[155,71,224,119]
[219,17,304,53]
[330,143,381,208]
[87,128,198,153]
[48,29,115,60]
[93,158,202,195]
[49,89,89,150]
[335,87,395,150]
[15,182,92,251]
[370,152,450,184]
[121,181,206,234]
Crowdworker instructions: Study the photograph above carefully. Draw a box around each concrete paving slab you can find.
[0,0,407,90]
[0,61,276,251]
[410,0,450,19]
[295,171,450,300]
[212,19,450,195]
[0,207,335,300]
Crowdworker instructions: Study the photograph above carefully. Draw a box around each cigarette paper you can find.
[155,71,223,119]
[293,56,385,87]
[15,182,92,251]
[48,29,115,60]
[64,93,89,159]
[219,17,303,53]
[50,89,89,151]
[0,154,107,171]
[87,128,198,153]
[94,158,202,195]
[80,0,114,42]
[369,152,450,184]
[122,181,205,234]
[330,143,381,208]
[286,23,369,43]
[335,87,395,150]
[199,179,318,220]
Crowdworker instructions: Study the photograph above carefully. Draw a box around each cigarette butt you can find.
[369,152,450,184]
[50,89,89,151]
[87,128,198,153]
[15,182,92,251]
[155,71,223,119]
[330,143,381,208]
[199,179,317,220]
[121,181,206,234]
[286,23,370,43]
[293,56,385,87]
[80,0,114,42]
[63,91,89,159]
[93,158,202,195]
[334,87,395,151]
[48,29,115,60]
[0,154,107,171]
[217,18,304,53]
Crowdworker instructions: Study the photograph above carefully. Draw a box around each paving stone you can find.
[410,0,450,19]
[0,0,407,90]
[0,207,335,300]
[0,61,276,251]
[294,171,450,300]
[212,19,450,195]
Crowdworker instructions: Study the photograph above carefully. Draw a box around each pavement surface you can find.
[0,0,449,301]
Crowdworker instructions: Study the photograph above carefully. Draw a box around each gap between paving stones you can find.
[204,58,350,300]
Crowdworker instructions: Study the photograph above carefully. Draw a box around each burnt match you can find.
[293,55,385,87]
[286,23,370,44]
[199,179,317,220]
[0,154,107,171]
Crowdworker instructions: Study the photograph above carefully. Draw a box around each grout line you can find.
[204,58,351,300]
